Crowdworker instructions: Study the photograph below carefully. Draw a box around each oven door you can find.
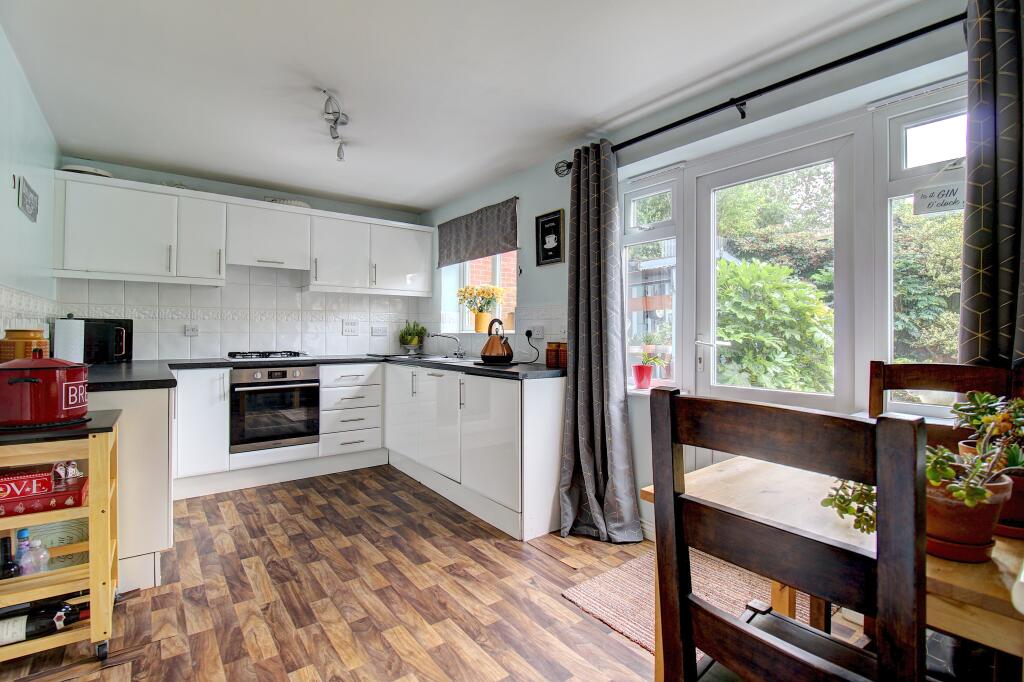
[230,380,320,453]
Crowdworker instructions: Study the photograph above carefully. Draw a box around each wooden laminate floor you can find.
[2,465,654,681]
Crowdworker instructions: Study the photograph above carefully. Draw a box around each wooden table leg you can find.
[654,559,664,682]
[770,581,797,618]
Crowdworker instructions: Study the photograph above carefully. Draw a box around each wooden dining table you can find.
[640,456,1024,681]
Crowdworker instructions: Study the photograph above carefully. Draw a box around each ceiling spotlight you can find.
[336,142,346,162]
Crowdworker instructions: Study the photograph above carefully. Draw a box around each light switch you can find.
[184,325,199,337]
[371,325,387,337]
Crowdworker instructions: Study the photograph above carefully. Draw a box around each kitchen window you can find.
[623,179,677,387]
[458,250,518,332]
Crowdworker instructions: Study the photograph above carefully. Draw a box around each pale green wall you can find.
[0,23,58,299]
[61,156,425,225]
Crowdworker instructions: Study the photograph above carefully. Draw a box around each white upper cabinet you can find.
[64,181,178,277]
[370,224,432,294]
[176,198,226,279]
[226,204,310,270]
[310,216,370,288]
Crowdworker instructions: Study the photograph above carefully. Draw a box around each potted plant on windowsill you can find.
[398,320,427,354]
[457,285,503,333]
[632,352,665,390]
[822,391,1024,562]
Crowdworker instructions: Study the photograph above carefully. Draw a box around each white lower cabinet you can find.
[319,365,383,458]
[173,368,230,478]
[416,370,462,482]
[460,374,521,511]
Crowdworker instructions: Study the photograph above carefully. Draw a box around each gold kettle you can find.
[480,318,514,365]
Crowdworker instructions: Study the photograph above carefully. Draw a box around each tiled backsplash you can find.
[57,265,416,360]
[418,303,567,361]
[0,284,59,336]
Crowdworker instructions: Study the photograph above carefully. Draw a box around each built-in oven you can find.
[229,365,319,454]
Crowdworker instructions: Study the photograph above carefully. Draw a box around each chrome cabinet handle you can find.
[372,263,377,285]
[257,258,285,265]
[336,417,365,423]
[314,257,319,281]
[336,395,366,400]
[459,379,465,409]
[426,372,444,378]
[334,374,363,379]
[335,439,365,447]
[218,248,223,275]
[167,244,174,272]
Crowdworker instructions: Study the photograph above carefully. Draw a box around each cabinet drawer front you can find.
[319,363,381,388]
[320,406,381,434]
[320,385,381,409]
[320,428,381,456]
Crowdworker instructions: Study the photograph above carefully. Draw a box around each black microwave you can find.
[53,316,133,364]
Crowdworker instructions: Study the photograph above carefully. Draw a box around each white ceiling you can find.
[1,0,919,213]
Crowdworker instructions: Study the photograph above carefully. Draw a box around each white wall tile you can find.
[158,283,189,307]
[301,333,325,356]
[276,333,301,352]
[250,267,277,286]
[158,333,189,359]
[189,333,221,359]
[88,304,125,318]
[133,333,158,360]
[221,317,250,333]
[251,285,276,310]
[301,290,325,311]
[221,284,250,309]
[124,282,158,306]
[276,269,303,287]
[57,279,88,303]
[88,280,124,305]
[226,264,250,284]
[190,285,221,308]
[276,286,301,311]
[248,332,276,351]
[326,293,345,312]
[220,333,249,353]
[325,335,348,355]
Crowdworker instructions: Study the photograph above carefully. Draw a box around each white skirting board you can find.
[389,451,524,539]
[173,449,388,499]
[118,552,160,593]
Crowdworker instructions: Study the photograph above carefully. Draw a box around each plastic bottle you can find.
[14,530,30,565]
[17,548,37,576]
[28,541,49,574]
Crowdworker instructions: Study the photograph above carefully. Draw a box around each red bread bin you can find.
[0,349,89,428]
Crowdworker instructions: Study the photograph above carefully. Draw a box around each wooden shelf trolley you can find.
[0,410,119,662]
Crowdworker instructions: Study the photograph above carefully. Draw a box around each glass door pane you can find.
[625,238,676,385]
[711,161,836,394]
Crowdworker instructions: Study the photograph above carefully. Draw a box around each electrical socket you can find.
[184,325,199,337]
[371,325,387,337]
[528,325,544,339]
[342,320,359,336]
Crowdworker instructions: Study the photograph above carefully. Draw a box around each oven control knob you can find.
[253,371,262,380]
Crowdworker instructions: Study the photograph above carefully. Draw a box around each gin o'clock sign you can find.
[913,183,964,215]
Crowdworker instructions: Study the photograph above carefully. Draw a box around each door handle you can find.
[314,257,319,281]
[411,372,416,397]
[459,379,465,409]
[335,395,366,400]
[336,417,365,423]
[426,372,445,378]
[257,258,285,265]
[372,263,377,286]
[335,439,365,447]
[218,248,223,275]
[167,244,174,272]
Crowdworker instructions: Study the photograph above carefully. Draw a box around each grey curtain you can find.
[959,0,1023,366]
[437,197,518,268]
[559,140,643,543]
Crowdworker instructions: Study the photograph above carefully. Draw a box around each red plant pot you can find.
[632,364,654,389]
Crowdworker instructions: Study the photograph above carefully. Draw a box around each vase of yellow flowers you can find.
[457,285,504,333]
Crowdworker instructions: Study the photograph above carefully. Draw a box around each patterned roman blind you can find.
[436,197,518,268]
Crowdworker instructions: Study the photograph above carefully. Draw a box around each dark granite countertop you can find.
[0,409,120,446]
[87,355,566,392]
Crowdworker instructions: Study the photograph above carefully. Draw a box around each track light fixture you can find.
[321,89,350,162]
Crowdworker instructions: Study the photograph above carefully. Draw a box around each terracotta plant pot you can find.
[474,312,490,333]
[958,440,978,457]
[996,472,1024,538]
[926,474,1012,562]
[632,364,654,389]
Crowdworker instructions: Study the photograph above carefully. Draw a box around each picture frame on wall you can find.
[17,176,38,223]
[535,209,564,266]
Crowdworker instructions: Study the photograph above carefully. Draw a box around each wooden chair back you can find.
[651,388,927,680]
[867,361,1023,450]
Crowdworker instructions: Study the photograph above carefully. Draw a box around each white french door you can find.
[690,135,856,412]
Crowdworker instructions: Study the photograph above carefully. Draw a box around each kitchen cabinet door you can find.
[226,204,310,270]
[174,368,230,478]
[311,217,370,287]
[384,364,417,460]
[416,370,461,482]
[460,375,521,511]
[370,225,432,294]
[176,198,226,279]
[64,181,178,276]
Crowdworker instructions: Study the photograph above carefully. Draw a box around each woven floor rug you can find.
[562,549,810,654]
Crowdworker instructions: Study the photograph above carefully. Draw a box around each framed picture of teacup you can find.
[535,209,564,266]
